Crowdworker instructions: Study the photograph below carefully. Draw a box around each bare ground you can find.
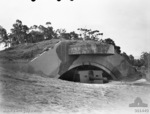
[0,66,150,114]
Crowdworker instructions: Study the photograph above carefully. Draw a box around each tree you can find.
[10,19,29,46]
[134,59,144,67]
[77,28,103,41]
[115,46,121,54]
[0,26,8,46]
[46,22,51,25]
[77,28,91,40]
[69,31,79,40]
[121,52,130,62]
[104,38,121,54]
[121,52,147,67]
[28,24,56,43]
[55,29,68,39]
[37,22,56,40]
[128,54,135,65]
[89,30,103,41]
[140,52,149,68]
[104,38,115,46]
[44,22,55,40]
[54,29,79,40]
[28,30,44,43]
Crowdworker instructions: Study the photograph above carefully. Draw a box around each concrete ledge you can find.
[68,42,115,55]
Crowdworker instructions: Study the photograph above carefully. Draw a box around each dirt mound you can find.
[0,67,150,114]
[0,40,149,114]
[0,39,59,61]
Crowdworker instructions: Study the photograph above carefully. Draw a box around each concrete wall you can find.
[28,41,61,77]
[26,40,140,80]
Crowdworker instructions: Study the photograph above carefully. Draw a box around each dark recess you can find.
[59,65,112,83]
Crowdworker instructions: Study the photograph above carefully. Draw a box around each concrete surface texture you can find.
[27,40,141,81]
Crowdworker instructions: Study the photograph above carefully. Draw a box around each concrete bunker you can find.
[59,64,113,84]
[27,40,141,84]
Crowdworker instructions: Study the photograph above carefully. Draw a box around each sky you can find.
[0,0,149,58]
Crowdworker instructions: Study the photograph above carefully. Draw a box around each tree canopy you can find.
[0,19,149,69]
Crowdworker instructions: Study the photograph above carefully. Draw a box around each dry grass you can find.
[0,39,59,61]
[0,66,150,114]
[0,40,150,114]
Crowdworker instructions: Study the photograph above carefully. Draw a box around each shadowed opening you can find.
[59,65,113,84]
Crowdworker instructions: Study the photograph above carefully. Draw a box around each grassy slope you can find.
[0,39,59,61]
[0,66,150,114]
[0,40,150,114]
[0,40,112,61]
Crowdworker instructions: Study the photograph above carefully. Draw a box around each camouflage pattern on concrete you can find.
[68,41,114,55]
[26,40,141,80]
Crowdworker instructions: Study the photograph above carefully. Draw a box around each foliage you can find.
[104,38,121,54]
[140,52,150,68]
[55,29,79,40]
[121,51,150,68]
[1,19,149,69]
[77,28,103,41]
[38,22,56,40]
[3,20,58,46]
[0,26,8,46]
[9,20,29,46]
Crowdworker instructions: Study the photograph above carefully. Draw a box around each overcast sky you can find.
[0,0,149,58]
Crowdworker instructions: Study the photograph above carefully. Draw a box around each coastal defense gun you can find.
[27,40,141,83]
